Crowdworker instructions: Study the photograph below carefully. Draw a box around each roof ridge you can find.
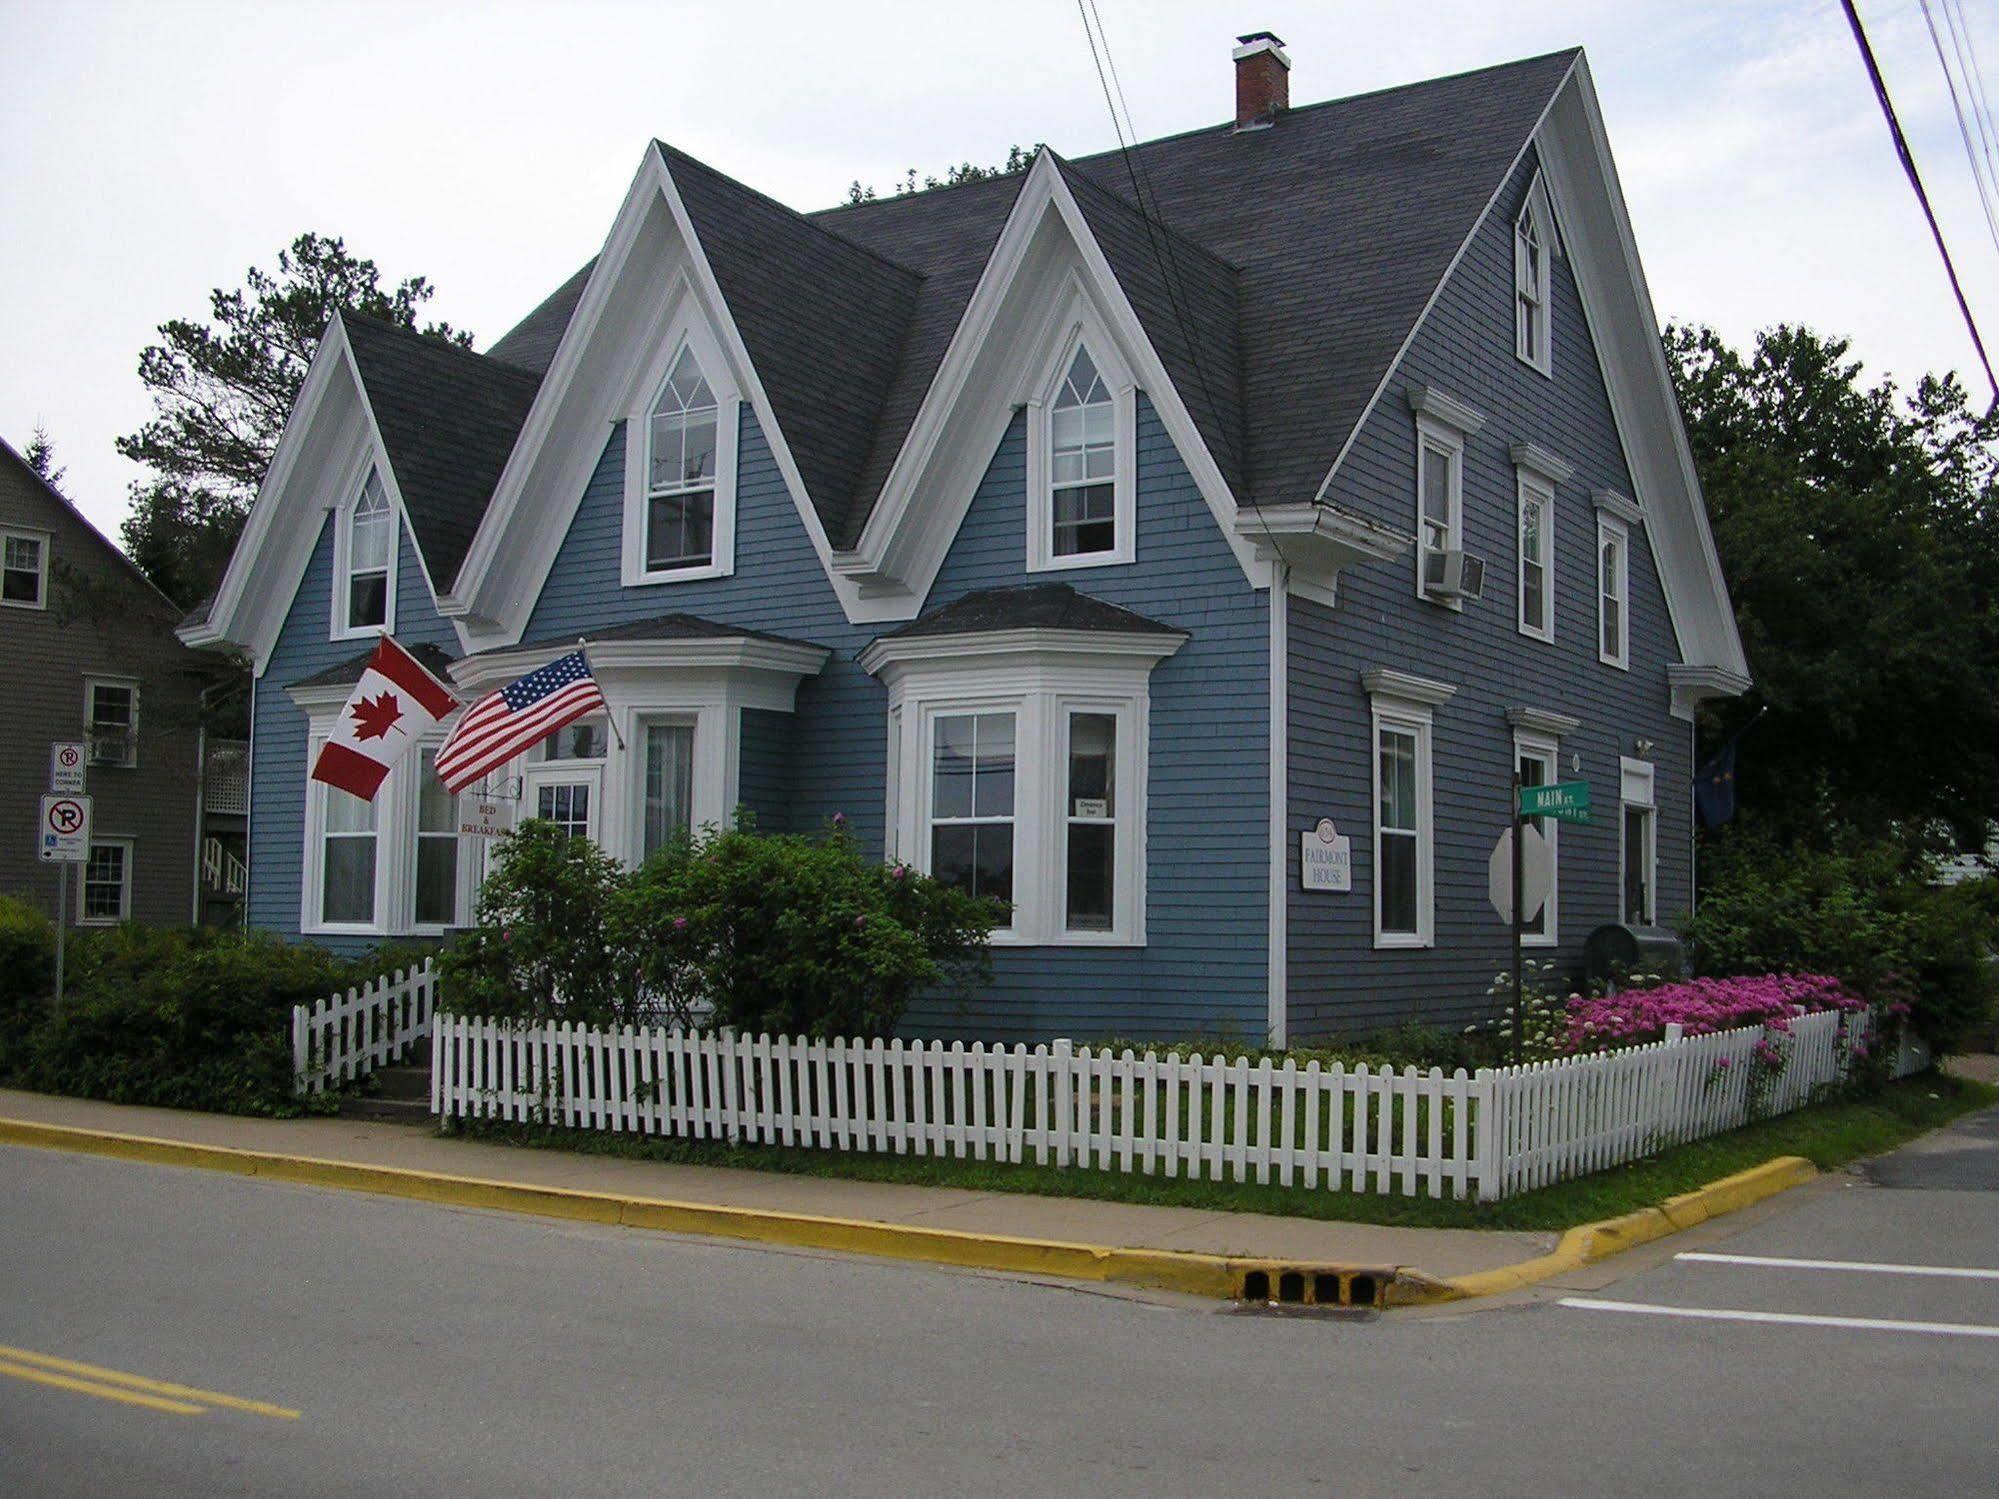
[654,140,927,286]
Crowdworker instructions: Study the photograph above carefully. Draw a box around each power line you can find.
[1842,0,1999,403]
[1918,0,1999,260]
[1944,0,1999,186]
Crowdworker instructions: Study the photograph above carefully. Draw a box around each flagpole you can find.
[578,637,627,752]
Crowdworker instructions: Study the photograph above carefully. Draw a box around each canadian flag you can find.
[310,636,462,801]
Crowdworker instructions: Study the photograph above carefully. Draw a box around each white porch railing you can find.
[292,959,438,1095]
[430,1006,1889,1200]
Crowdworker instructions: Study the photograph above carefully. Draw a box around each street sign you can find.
[1299,817,1352,892]
[1488,822,1552,924]
[38,794,91,863]
[49,742,86,796]
[1519,779,1592,823]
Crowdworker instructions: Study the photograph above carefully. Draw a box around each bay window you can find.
[413,748,458,928]
[320,773,379,927]
[642,722,695,857]
[1064,712,1117,931]
[929,711,1017,915]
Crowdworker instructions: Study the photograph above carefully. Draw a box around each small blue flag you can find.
[1695,739,1737,828]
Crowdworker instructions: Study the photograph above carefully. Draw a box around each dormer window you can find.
[334,469,394,639]
[1051,348,1116,558]
[620,317,739,587]
[1026,311,1136,574]
[645,346,718,572]
[1514,179,1554,375]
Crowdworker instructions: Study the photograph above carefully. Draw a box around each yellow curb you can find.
[0,1116,1377,1303]
[1381,1155,1820,1306]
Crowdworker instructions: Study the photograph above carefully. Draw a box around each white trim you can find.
[1510,441,1573,484]
[859,625,1184,678]
[330,465,397,642]
[1232,503,1412,597]
[1513,175,1555,376]
[1598,511,1630,670]
[1406,384,1488,437]
[1025,301,1137,573]
[1413,415,1467,609]
[302,728,386,936]
[78,836,134,925]
[0,525,51,610]
[618,289,741,587]
[1667,662,1752,722]
[1504,706,1581,739]
[450,634,828,696]
[1516,465,1556,643]
[1593,487,1644,526]
[1267,560,1287,1048]
[1360,668,1458,710]
[1231,35,1291,67]
[1513,727,1561,946]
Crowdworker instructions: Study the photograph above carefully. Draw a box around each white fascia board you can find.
[1310,57,1577,509]
[1505,705,1582,738]
[1234,502,1412,584]
[839,152,1263,609]
[284,681,355,716]
[858,625,1187,680]
[1667,663,1752,721]
[1536,60,1748,680]
[444,147,869,641]
[449,634,829,696]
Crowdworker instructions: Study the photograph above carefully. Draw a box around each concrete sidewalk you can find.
[0,1087,1552,1281]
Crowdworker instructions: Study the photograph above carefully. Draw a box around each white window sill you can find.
[623,561,732,587]
[1519,625,1555,645]
[1416,592,1466,613]
[304,923,387,939]
[1515,352,1553,379]
[985,929,1145,950]
[76,917,123,928]
[1523,934,1559,949]
[1027,547,1134,574]
[1599,653,1630,672]
[330,624,388,645]
[1373,933,1433,951]
[0,598,47,612]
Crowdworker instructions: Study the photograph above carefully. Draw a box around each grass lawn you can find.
[443,1073,1996,1234]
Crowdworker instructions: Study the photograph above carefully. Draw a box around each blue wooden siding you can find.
[1286,145,1692,1039]
[249,516,459,956]
[737,707,793,833]
[914,398,1270,1043]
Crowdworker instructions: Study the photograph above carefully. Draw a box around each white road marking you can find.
[1558,1297,1999,1339]
[1676,1251,1999,1281]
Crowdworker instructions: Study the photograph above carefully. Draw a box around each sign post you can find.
[38,790,91,1006]
[1510,772,1524,1065]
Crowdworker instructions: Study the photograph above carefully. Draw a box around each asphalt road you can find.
[4,1108,1998,1498]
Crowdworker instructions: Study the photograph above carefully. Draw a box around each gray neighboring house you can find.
[0,437,243,927]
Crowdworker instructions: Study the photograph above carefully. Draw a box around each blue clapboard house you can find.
[182,39,1748,1044]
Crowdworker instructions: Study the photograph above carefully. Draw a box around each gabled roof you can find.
[0,436,184,617]
[287,639,458,691]
[340,313,543,587]
[877,582,1180,640]
[470,611,822,659]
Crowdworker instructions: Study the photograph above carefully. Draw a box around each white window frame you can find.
[331,467,397,641]
[1024,296,1138,575]
[78,837,134,926]
[1363,670,1455,950]
[303,731,386,935]
[1514,178,1554,376]
[1516,470,1555,643]
[619,293,741,587]
[408,744,469,934]
[1407,386,1485,610]
[921,703,1024,934]
[84,676,140,768]
[865,629,1181,948]
[0,526,50,610]
[1598,512,1630,670]
[1513,729,1560,947]
[1620,757,1658,927]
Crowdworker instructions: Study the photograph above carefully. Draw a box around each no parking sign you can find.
[38,794,91,863]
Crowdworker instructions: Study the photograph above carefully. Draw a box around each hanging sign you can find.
[1300,817,1352,892]
[457,799,509,839]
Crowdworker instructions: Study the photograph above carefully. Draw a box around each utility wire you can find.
[1842,0,1999,403]
[1944,0,1999,190]
[1071,2,1293,571]
[1918,0,1999,260]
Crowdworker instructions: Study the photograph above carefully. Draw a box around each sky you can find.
[4,0,1998,544]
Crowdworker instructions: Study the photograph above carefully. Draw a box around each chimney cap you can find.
[1233,31,1290,66]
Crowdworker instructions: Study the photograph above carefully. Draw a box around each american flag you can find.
[434,650,606,793]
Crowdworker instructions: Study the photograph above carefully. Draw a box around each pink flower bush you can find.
[1566,973,1864,1053]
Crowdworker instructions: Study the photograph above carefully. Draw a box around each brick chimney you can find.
[1233,31,1290,131]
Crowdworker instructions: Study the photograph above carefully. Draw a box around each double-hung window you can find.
[644,346,718,573]
[1050,348,1117,559]
[1511,445,1569,642]
[1026,313,1136,573]
[1598,513,1629,669]
[413,748,459,928]
[82,840,132,924]
[1,529,47,608]
[1515,191,1552,374]
[319,773,379,927]
[85,679,138,767]
[928,711,1017,918]
[1364,670,1453,949]
[338,469,393,636]
[1407,387,1484,605]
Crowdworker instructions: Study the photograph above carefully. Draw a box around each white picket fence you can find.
[430,1005,1878,1200]
[292,959,439,1095]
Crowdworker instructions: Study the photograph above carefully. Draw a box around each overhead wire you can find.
[1918,0,1999,259]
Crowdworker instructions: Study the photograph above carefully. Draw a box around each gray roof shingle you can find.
[287,640,458,691]
[877,582,1181,640]
[467,611,823,660]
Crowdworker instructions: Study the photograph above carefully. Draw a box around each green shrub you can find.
[442,816,997,1038]
[1684,824,1999,1051]
[4,924,360,1116]
[0,895,55,1075]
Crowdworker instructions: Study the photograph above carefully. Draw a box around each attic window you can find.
[1515,183,1553,375]
[1026,317,1136,574]
[1051,348,1116,557]
[335,469,395,639]
[645,346,718,572]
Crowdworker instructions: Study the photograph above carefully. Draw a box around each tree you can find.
[847,144,1041,205]
[1665,322,1999,849]
[23,423,66,496]
[118,233,471,606]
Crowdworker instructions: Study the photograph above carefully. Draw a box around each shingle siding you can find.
[249,517,458,955]
[737,708,793,834]
[1285,146,1691,1040]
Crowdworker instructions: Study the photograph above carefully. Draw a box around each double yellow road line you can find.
[0,1343,299,1419]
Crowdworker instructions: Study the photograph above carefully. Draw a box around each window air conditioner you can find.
[1422,547,1486,602]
